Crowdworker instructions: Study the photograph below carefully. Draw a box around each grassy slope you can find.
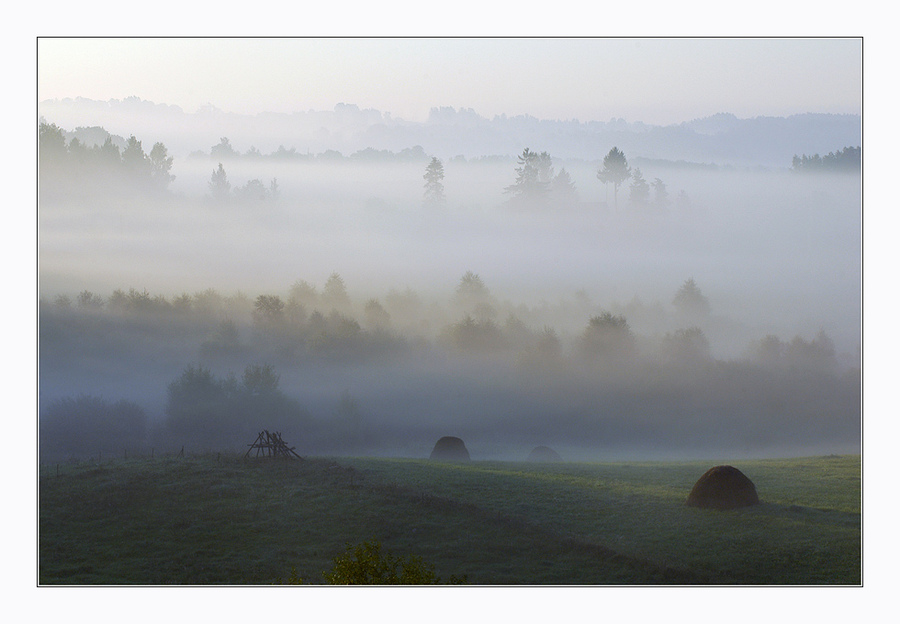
[38,454,860,585]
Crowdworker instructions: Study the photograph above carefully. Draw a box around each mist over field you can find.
[37,99,861,462]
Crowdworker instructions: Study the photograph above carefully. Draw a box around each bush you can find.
[322,540,466,585]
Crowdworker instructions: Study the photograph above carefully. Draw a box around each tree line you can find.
[40,270,855,460]
[195,136,431,163]
[42,272,842,374]
[791,146,860,172]
[38,120,174,194]
[495,146,689,212]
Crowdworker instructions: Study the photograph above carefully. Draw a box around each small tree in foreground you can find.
[320,540,467,585]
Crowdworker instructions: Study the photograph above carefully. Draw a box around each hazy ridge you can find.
[38,97,861,167]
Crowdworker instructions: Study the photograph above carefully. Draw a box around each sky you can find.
[37,37,862,126]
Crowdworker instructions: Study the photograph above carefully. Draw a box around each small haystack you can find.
[686,465,759,510]
[429,436,471,461]
[527,446,562,462]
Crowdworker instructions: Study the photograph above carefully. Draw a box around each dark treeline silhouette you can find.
[791,146,861,173]
[38,120,174,196]
[39,273,860,461]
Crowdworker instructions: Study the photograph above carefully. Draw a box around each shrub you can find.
[322,540,466,585]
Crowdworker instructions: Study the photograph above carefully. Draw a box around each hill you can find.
[38,97,860,167]
[39,453,860,585]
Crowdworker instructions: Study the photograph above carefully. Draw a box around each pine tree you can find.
[504,148,553,207]
[423,157,445,205]
[597,147,631,210]
[629,167,650,206]
[209,162,231,200]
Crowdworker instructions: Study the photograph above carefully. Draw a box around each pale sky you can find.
[37,37,862,125]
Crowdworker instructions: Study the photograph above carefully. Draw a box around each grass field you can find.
[38,453,860,585]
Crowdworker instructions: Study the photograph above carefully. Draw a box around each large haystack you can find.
[685,465,759,510]
[527,446,562,462]
[429,436,471,461]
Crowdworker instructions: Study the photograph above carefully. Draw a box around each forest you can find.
[37,120,862,462]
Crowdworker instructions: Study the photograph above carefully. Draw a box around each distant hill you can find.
[38,97,860,169]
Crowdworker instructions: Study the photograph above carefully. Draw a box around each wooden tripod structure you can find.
[244,430,302,459]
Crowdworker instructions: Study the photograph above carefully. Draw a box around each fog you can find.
[37,121,861,463]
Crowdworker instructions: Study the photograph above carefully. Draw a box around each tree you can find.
[551,168,579,206]
[98,136,122,166]
[288,279,318,308]
[209,163,231,200]
[200,319,246,357]
[322,272,352,312]
[444,314,505,353]
[596,147,631,210]
[662,327,710,364]
[423,156,445,205]
[38,121,67,167]
[672,278,710,318]
[363,298,391,332]
[164,364,307,449]
[121,135,149,178]
[76,290,105,310]
[504,148,553,207]
[234,178,269,202]
[652,178,669,208]
[580,312,636,361]
[752,334,784,366]
[791,146,860,173]
[242,364,280,395]
[629,167,650,207]
[210,137,238,160]
[67,137,88,166]
[454,270,491,309]
[318,540,466,585]
[785,330,836,372]
[165,365,231,434]
[148,142,175,189]
[252,294,285,327]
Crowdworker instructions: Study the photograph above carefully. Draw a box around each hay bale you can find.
[527,446,562,462]
[686,465,760,510]
[429,436,470,461]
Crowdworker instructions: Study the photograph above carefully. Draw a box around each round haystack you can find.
[685,465,760,510]
[429,436,471,461]
[527,446,562,462]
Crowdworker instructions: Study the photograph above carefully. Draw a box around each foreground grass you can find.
[39,454,860,585]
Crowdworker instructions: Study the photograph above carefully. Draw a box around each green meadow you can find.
[38,453,860,585]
